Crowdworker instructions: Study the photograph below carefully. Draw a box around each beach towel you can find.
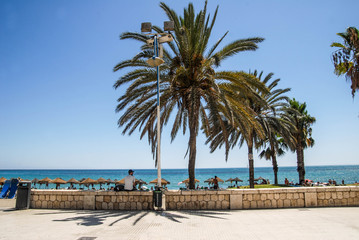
[7,179,19,199]
[0,180,11,198]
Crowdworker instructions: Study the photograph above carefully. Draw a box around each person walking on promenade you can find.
[213,176,219,190]
[124,169,136,191]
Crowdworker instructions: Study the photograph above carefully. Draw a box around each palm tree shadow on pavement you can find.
[37,209,230,226]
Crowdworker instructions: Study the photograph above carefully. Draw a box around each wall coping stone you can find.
[31,186,358,196]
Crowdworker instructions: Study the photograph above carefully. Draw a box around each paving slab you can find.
[0,204,358,240]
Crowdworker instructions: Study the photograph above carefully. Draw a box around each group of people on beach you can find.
[284,177,346,187]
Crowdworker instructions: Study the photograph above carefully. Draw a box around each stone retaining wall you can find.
[30,186,359,210]
[30,190,154,210]
[165,190,230,210]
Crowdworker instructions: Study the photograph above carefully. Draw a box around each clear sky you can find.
[1,0,358,170]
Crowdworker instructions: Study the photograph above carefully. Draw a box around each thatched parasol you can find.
[116,178,147,186]
[106,178,115,185]
[216,177,224,183]
[38,177,52,188]
[50,177,67,189]
[254,176,265,181]
[227,177,243,186]
[181,178,200,183]
[204,177,224,184]
[225,178,234,183]
[136,179,147,185]
[19,178,31,182]
[149,178,170,186]
[80,178,97,189]
[67,178,80,189]
[232,177,243,183]
[97,177,107,189]
[115,178,125,185]
[204,178,214,185]
[0,177,7,185]
[32,178,39,188]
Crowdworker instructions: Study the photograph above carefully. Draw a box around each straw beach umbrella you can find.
[115,178,143,185]
[136,179,147,190]
[232,177,243,182]
[51,177,67,189]
[97,177,107,189]
[137,179,147,185]
[182,178,199,183]
[216,177,224,183]
[253,176,267,184]
[107,178,115,186]
[19,178,31,182]
[180,178,199,189]
[205,177,224,183]
[232,177,243,186]
[225,178,234,183]
[116,178,146,188]
[78,178,86,189]
[115,178,125,185]
[0,177,6,185]
[149,178,170,186]
[80,178,97,190]
[38,177,52,188]
[204,178,214,185]
[67,178,80,189]
[204,177,224,188]
[254,176,265,181]
[32,178,39,188]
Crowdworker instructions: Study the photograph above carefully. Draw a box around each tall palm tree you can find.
[258,135,288,185]
[286,99,316,184]
[113,1,264,189]
[206,71,290,188]
[254,72,293,185]
[331,27,359,97]
[243,71,291,188]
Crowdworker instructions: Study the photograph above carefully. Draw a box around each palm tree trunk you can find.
[188,98,199,190]
[271,145,278,185]
[188,123,197,189]
[248,138,254,189]
[296,143,305,184]
[271,154,278,185]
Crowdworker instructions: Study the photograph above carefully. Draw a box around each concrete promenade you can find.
[0,200,358,240]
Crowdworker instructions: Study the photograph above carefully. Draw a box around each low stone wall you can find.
[165,190,230,210]
[30,186,359,210]
[30,190,153,210]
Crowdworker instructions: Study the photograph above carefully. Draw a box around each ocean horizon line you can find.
[2,164,358,171]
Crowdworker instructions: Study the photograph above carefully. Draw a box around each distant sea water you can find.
[1,165,358,190]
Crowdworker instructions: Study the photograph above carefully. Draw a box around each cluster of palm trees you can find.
[113,1,315,189]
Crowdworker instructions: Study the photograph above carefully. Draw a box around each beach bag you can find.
[114,185,124,192]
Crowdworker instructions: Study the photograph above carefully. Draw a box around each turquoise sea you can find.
[1,165,358,190]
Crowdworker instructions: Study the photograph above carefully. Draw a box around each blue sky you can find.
[0,0,358,170]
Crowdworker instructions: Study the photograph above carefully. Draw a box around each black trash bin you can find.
[16,181,31,210]
[153,190,162,207]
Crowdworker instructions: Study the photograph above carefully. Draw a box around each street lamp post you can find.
[141,21,174,189]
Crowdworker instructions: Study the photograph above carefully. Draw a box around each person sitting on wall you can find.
[124,169,136,191]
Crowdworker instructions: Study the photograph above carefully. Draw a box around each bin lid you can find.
[19,180,31,183]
